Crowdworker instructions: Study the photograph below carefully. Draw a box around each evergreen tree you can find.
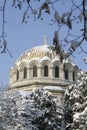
[64,71,87,130]
[0,88,63,130]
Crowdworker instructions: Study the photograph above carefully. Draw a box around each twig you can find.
[80,45,87,54]
[2,0,7,37]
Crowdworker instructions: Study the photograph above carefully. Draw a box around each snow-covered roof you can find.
[14,44,75,66]
[40,56,51,62]
[16,44,52,63]
[19,90,30,97]
[44,86,65,92]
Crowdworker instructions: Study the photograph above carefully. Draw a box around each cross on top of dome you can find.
[43,35,48,45]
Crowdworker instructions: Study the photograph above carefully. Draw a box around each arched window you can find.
[24,67,27,79]
[55,66,59,78]
[33,66,37,77]
[17,70,19,81]
[44,65,48,77]
[64,68,68,80]
[73,71,75,82]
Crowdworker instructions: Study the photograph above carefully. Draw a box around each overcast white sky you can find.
[0,0,87,86]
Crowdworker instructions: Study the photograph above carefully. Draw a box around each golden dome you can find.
[16,44,59,64]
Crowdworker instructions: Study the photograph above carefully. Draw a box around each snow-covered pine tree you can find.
[64,71,87,130]
[0,88,63,130]
[30,88,63,130]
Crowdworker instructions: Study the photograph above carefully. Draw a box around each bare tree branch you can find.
[83,0,87,40]
[0,0,87,60]
[80,45,87,54]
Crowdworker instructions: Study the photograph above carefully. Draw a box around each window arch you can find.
[55,66,59,78]
[44,65,48,77]
[33,66,37,77]
[24,67,27,79]
[64,68,68,80]
[17,70,19,81]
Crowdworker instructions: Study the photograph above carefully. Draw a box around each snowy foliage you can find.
[0,88,63,130]
[0,71,87,130]
[64,71,87,130]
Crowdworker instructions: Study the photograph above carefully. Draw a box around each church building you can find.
[8,36,79,105]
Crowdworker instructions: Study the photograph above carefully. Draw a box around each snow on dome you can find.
[15,44,55,64]
[40,56,51,62]
[29,57,40,63]
[14,41,76,66]
[52,55,60,62]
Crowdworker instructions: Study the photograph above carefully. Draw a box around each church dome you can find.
[15,44,61,66]
[9,36,79,106]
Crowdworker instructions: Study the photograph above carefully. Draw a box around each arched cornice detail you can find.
[12,64,19,73]
[52,60,61,67]
[64,62,73,70]
[40,59,52,67]
[19,61,28,70]
[73,65,80,72]
[29,59,40,68]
